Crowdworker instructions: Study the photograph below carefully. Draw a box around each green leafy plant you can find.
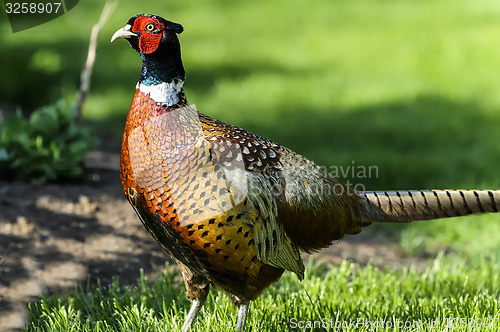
[0,98,98,183]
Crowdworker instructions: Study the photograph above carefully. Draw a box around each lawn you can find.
[2,0,500,330]
[25,257,500,331]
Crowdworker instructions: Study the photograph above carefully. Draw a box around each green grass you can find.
[25,257,500,331]
[3,0,500,329]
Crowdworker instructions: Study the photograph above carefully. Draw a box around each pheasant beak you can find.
[111,24,136,42]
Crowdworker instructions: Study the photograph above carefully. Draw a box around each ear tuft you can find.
[167,22,184,34]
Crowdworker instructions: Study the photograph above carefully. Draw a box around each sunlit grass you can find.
[26,257,500,331]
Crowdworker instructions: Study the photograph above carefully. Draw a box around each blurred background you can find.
[1,0,500,329]
[2,0,500,187]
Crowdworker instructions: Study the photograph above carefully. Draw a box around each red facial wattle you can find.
[139,33,162,54]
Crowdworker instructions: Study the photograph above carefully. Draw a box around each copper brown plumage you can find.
[112,14,500,331]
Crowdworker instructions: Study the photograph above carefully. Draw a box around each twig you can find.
[74,1,118,124]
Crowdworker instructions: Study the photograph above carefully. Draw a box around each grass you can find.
[3,0,500,329]
[25,257,500,331]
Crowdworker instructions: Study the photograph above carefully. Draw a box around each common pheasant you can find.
[112,14,500,331]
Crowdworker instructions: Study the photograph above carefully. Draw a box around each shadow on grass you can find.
[78,88,500,193]
[230,95,500,191]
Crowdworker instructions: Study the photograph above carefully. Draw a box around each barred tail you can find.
[359,190,500,222]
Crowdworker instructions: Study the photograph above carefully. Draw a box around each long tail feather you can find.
[359,190,500,222]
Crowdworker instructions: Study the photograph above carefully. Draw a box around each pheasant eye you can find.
[145,23,155,31]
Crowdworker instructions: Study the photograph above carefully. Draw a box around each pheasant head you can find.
[111,14,186,106]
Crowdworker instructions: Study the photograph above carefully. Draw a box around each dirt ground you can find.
[0,141,425,331]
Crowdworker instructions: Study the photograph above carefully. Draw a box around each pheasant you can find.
[111,14,500,331]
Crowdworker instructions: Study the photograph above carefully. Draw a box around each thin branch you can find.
[74,1,118,124]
